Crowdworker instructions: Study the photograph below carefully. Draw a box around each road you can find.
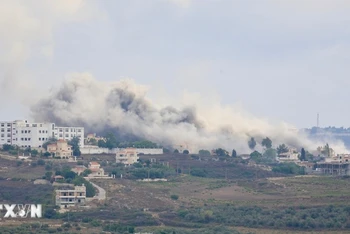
[84,177,106,200]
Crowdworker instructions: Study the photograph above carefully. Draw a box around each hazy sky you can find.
[0,0,350,128]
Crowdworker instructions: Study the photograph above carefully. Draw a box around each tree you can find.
[277,144,289,155]
[215,148,229,157]
[88,138,97,145]
[183,149,189,154]
[31,149,38,157]
[174,149,179,154]
[250,150,262,158]
[261,137,272,149]
[263,148,277,159]
[232,149,237,157]
[300,148,306,161]
[97,139,106,148]
[69,136,81,156]
[104,132,118,149]
[198,150,211,156]
[2,144,15,151]
[248,137,256,150]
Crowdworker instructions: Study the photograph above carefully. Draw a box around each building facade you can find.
[116,148,139,165]
[47,140,73,159]
[0,120,84,148]
[55,185,86,208]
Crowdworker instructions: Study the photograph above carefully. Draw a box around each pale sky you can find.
[0,0,350,128]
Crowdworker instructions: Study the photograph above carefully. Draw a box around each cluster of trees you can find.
[173,205,350,230]
[272,163,305,175]
[248,137,272,150]
[54,166,95,197]
[96,132,160,150]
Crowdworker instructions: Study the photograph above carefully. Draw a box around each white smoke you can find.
[30,72,349,154]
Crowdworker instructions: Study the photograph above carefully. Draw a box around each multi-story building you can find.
[47,139,73,159]
[0,120,84,148]
[55,185,86,208]
[53,126,84,147]
[116,148,139,165]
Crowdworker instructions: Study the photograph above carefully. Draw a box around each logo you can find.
[0,204,42,218]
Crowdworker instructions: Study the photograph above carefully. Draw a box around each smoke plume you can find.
[30,73,349,154]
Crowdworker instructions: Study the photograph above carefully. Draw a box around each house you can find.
[54,175,64,182]
[85,133,105,144]
[325,154,350,163]
[116,148,139,165]
[47,139,73,159]
[87,161,107,177]
[277,148,300,162]
[55,185,86,208]
[71,165,87,175]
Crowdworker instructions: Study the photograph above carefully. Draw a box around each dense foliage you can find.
[171,205,350,230]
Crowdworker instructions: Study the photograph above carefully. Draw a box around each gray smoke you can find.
[30,73,349,153]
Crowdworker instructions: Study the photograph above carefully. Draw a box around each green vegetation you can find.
[198,149,211,156]
[248,137,256,150]
[68,136,81,156]
[72,176,96,197]
[261,137,272,148]
[214,148,229,156]
[169,205,350,230]
[97,132,160,149]
[232,149,237,157]
[272,163,305,175]
[277,143,289,154]
[170,194,179,200]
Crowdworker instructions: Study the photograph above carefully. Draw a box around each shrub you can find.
[171,194,179,200]
[37,159,45,166]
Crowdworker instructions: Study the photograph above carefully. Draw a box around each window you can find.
[40,124,42,127]
[77,129,81,132]
[32,124,37,127]
[46,130,48,133]
[21,138,23,141]
[59,128,63,132]
[65,129,69,132]
[0,123,4,127]
[25,138,27,141]
[59,134,63,137]
[21,130,24,133]
[39,130,41,133]
[65,134,69,137]
[28,130,31,133]
[24,130,27,133]
[1,134,4,137]
[7,140,10,143]
[0,129,3,132]
[7,134,10,137]
[7,123,11,127]
[26,124,29,127]
[7,129,10,132]
[28,138,31,141]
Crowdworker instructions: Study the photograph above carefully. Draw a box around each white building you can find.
[277,147,300,162]
[0,120,84,148]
